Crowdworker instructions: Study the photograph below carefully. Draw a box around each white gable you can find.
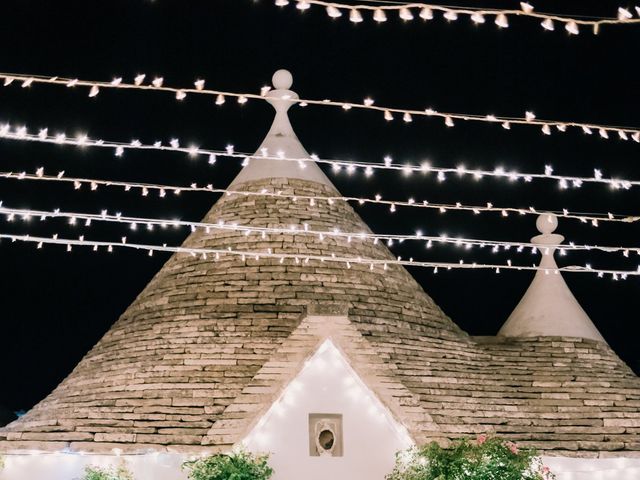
[241,339,413,480]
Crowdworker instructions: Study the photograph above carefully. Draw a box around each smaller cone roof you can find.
[498,214,605,342]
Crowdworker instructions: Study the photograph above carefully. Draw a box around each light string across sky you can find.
[2,71,640,143]
[2,169,636,227]
[278,1,640,35]
[1,232,638,280]
[1,123,639,194]
[2,204,638,258]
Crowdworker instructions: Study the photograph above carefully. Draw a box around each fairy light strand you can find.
[3,204,639,258]
[277,1,640,35]
[1,125,639,192]
[2,169,636,226]
[2,72,640,143]
[1,232,637,279]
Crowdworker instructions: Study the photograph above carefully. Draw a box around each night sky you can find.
[1,0,639,423]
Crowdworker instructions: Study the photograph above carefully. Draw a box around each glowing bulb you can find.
[618,7,633,20]
[134,74,146,85]
[495,13,509,28]
[88,85,99,97]
[349,9,363,23]
[541,18,554,31]
[152,77,164,87]
[520,2,534,13]
[419,7,433,20]
[565,21,579,35]
[296,0,310,10]
[384,110,394,121]
[399,7,413,21]
[470,12,485,24]
[194,79,205,90]
[326,5,342,18]
[176,90,187,100]
[275,0,289,6]
[443,10,458,21]
[373,9,387,22]
[215,94,225,105]
[445,116,454,127]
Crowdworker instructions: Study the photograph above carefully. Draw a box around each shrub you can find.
[81,464,134,480]
[387,436,554,480]
[182,450,274,480]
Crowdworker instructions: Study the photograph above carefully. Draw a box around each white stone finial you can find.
[536,214,558,234]
[498,214,605,343]
[272,69,293,90]
[228,70,335,189]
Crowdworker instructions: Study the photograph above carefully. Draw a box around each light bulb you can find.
[349,9,363,23]
[565,21,579,35]
[419,7,433,20]
[443,10,458,21]
[373,9,387,22]
[326,5,342,18]
[470,12,485,24]
[495,13,509,28]
[399,7,413,21]
[520,2,534,13]
[618,7,632,20]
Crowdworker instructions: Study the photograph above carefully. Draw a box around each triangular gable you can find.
[241,339,412,479]
[202,303,440,449]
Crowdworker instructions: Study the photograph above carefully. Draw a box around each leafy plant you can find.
[81,463,134,480]
[387,436,555,480]
[182,450,274,480]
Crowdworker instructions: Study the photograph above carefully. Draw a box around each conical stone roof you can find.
[1,71,639,458]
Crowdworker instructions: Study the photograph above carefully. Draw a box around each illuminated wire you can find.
[1,232,637,279]
[1,125,638,193]
[2,72,640,142]
[2,169,635,226]
[2,204,638,256]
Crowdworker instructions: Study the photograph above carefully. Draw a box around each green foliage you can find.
[387,436,555,480]
[81,463,134,480]
[182,450,274,480]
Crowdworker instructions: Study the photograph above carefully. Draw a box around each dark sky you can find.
[1,0,639,419]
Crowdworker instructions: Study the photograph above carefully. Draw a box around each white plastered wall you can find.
[241,339,414,480]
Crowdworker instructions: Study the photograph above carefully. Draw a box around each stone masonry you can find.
[1,177,638,458]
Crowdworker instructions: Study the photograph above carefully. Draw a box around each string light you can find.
[271,0,640,33]
[1,232,637,279]
[2,72,640,143]
[2,204,637,257]
[2,169,634,227]
[2,124,640,192]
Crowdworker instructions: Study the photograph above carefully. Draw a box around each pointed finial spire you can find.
[229,69,335,188]
[498,214,605,342]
